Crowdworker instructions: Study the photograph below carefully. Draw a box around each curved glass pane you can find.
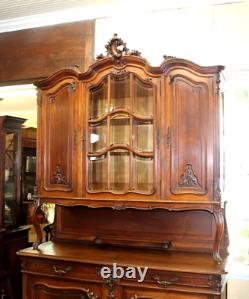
[88,155,107,191]
[110,150,130,192]
[110,114,130,146]
[110,73,130,111]
[89,77,108,120]
[89,121,107,152]
[133,155,154,193]
[133,119,153,152]
[133,75,153,117]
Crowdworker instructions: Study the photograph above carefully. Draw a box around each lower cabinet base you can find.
[18,242,227,299]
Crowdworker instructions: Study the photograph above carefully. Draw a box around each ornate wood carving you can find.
[96,33,141,66]
[163,54,176,60]
[179,164,201,188]
[216,73,221,95]
[31,193,43,250]
[215,184,222,201]
[212,204,225,264]
[104,271,116,299]
[51,164,67,185]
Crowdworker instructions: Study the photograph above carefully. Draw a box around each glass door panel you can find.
[110,114,130,146]
[89,78,108,120]
[133,75,153,117]
[87,72,155,195]
[133,156,154,193]
[88,155,107,191]
[133,120,153,152]
[110,150,129,192]
[4,132,17,225]
[110,74,130,111]
[89,121,107,152]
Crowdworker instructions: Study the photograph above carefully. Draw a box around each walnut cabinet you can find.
[18,34,228,299]
[36,37,223,204]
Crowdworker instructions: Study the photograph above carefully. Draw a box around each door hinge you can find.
[70,81,76,92]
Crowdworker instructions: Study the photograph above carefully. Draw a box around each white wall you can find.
[95,2,249,71]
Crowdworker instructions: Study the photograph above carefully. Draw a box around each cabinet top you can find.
[34,33,224,89]
[0,115,26,129]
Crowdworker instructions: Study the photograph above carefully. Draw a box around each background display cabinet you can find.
[0,116,30,299]
[19,34,229,299]
[0,115,26,228]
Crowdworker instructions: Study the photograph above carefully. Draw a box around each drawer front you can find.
[123,287,217,299]
[23,257,100,282]
[121,269,221,292]
[146,270,215,290]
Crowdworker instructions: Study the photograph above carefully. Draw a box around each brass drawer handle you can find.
[52,265,72,276]
[154,275,178,287]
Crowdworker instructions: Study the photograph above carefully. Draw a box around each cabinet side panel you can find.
[42,83,75,192]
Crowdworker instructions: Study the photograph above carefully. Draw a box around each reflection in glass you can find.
[110,114,130,146]
[133,120,153,152]
[110,74,130,111]
[110,150,129,192]
[88,155,107,191]
[89,121,107,152]
[133,156,153,193]
[89,78,108,120]
[4,132,17,225]
[133,75,153,117]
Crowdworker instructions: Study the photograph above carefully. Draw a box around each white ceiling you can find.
[0,0,246,33]
[0,0,113,21]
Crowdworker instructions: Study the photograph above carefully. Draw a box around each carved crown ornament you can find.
[96,33,141,66]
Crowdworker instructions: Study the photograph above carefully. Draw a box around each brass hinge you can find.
[70,81,76,92]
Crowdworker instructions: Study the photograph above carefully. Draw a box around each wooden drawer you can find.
[22,257,101,282]
[146,270,221,292]
[123,287,218,299]
[120,269,222,293]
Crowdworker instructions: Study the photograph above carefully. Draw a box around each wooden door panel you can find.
[28,277,101,299]
[39,79,77,196]
[32,283,95,299]
[166,73,214,201]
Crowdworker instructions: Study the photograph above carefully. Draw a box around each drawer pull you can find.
[154,275,178,287]
[52,265,72,276]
